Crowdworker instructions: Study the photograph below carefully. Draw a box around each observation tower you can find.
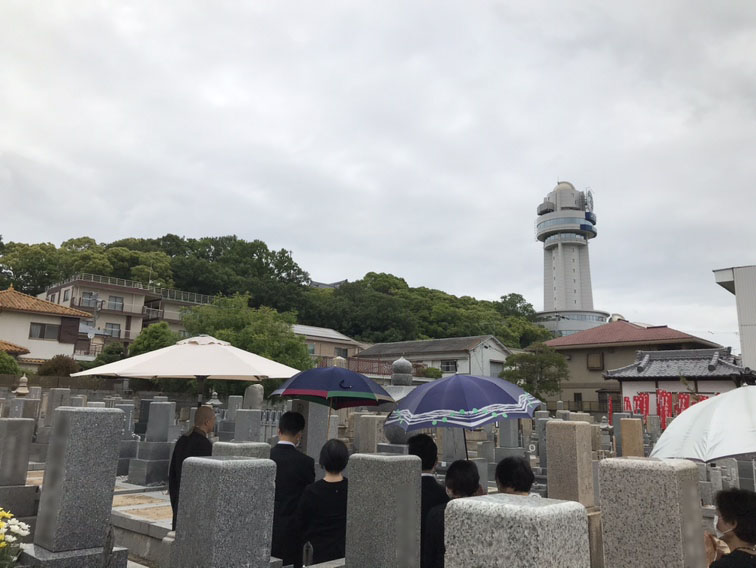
[535,181,609,336]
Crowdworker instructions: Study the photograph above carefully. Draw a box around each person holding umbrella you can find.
[705,488,756,567]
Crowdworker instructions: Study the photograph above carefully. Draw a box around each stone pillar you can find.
[43,388,71,427]
[87,401,106,408]
[611,413,631,456]
[477,440,495,463]
[225,395,243,420]
[243,384,265,409]
[115,403,138,476]
[599,458,705,568]
[619,418,644,457]
[171,457,275,568]
[0,418,38,522]
[128,402,174,485]
[29,386,42,399]
[445,494,590,567]
[20,408,127,567]
[70,395,87,407]
[234,409,263,442]
[535,418,552,469]
[291,400,329,463]
[345,454,421,568]
[212,441,271,459]
[9,398,40,420]
[546,421,594,507]
[495,419,525,462]
[443,428,467,463]
[355,415,388,453]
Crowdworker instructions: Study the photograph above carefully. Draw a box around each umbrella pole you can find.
[196,376,207,407]
[463,429,469,460]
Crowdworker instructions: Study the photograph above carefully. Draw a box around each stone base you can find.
[29,442,48,463]
[0,485,39,517]
[494,446,526,461]
[377,443,409,454]
[19,544,128,567]
[136,441,172,461]
[127,459,169,485]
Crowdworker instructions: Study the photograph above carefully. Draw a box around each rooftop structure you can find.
[535,181,608,336]
[0,338,30,355]
[0,286,90,319]
[713,265,756,369]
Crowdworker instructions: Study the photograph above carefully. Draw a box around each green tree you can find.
[38,355,81,376]
[500,343,569,399]
[0,352,22,375]
[182,294,312,372]
[80,341,127,370]
[504,316,554,348]
[129,322,180,357]
[496,293,538,320]
[0,242,62,294]
[130,251,174,287]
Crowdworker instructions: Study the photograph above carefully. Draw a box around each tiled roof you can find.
[545,320,719,349]
[355,335,506,358]
[0,339,30,355]
[604,348,747,381]
[291,324,358,344]
[0,287,90,318]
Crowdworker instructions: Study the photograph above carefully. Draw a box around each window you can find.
[307,343,316,355]
[105,323,121,338]
[29,323,60,340]
[81,291,97,308]
[334,347,348,358]
[50,293,56,303]
[587,352,604,371]
[440,360,458,373]
[107,296,124,311]
[63,289,70,301]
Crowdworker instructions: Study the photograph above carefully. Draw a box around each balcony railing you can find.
[71,297,142,315]
[315,356,422,377]
[51,273,214,305]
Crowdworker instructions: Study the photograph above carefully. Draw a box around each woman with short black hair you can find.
[296,439,350,564]
[706,488,756,567]
[423,460,481,568]
[495,456,535,495]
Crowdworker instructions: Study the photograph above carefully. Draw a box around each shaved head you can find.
[194,405,215,428]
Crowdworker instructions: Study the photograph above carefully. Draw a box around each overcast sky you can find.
[1,2,754,351]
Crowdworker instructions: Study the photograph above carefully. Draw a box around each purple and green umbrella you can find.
[384,374,541,432]
[271,366,395,409]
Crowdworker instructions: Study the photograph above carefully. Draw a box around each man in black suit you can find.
[168,405,215,531]
[408,433,449,568]
[270,411,315,568]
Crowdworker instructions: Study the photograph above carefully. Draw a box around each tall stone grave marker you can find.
[20,408,127,567]
[546,421,594,506]
[171,456,276,568]
[495,419,525,461]
[128,401,173,485]
[234,409,263,442]
[212,442,271,459]
[611,412,631,455]
[599,458,704,568]
[445,494,590,567]
[115,403,138,475]
[243,384,264,409]
[345,454,421,567]
[619,418,644,457]
[0,418,38,520]
[291,400,329,462]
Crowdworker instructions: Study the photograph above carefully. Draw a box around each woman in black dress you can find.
[705,488,756,567]
[422,460,481,568]
[297,439,349,564]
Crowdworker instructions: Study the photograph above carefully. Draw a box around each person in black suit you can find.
[408,433,449,567]
[297,439,349,564]
[423,460,480,568]
[270,411,315,568]
[168,405,215,531]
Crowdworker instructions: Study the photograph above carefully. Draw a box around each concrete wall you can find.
[733,266,756,369]
[0,312,74,359]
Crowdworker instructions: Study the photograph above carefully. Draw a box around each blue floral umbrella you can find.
[385,374,541,457]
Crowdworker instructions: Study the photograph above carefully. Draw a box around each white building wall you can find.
[733,266,756,369]
[0,312,75,359]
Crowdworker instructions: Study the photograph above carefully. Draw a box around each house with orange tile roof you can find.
[0,286,90,367]
[543,319,721,411]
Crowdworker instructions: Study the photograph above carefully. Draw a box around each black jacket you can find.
[423,502,448,568]
[296,478,348,564]
[420,475,449,568]
[270,443,316,568]
[168,429,212,530]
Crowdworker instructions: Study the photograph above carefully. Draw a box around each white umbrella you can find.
[649,385,756,462]
[72,335,300,403]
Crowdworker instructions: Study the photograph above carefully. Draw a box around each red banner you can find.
[608,397,614,425]
[624,397,632,412]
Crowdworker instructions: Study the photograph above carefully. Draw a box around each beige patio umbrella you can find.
[71,335,300,404]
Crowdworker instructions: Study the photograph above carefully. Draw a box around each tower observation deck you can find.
[535,181,608,337]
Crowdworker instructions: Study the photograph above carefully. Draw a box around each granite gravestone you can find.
[599,458,704,568]
[128,402,174,485]
[234,409,263,442]
[546,421,594,507]
[445,494,590,568]
[20,408,127,567]
[212,442,271,459]
[345,454,421,568]
[0,418,38,520]
[171,457,275,568]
